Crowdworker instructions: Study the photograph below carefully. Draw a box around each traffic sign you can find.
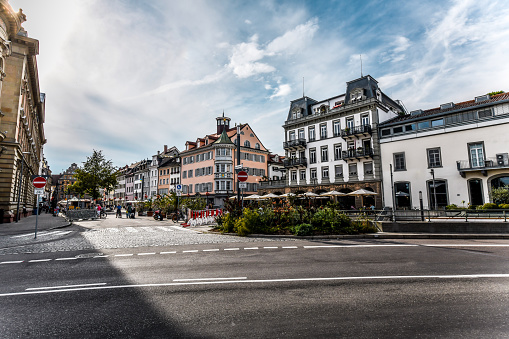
[235,164,243,170]
[34,188,44,195]
[32,176,47,188]
[237,171,248,182]
[239,182,247,189]
[176,184,182,191]
[176,191,182,196]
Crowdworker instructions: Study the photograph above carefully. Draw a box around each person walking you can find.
[116,204,122,218]
[127,204,132,219]
[96,204,102,218]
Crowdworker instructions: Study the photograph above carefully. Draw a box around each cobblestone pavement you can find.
[0,213,291,256]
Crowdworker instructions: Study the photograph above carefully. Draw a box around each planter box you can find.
[146,211,153,217]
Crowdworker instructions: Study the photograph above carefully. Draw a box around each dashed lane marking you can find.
[160,251,177,254]
[55,258,77,261]
[203,249,220,252]
[28,259,51,263]
[138,253,156,256]
[224,248,240,251]
[114,254,133,257]
[26,283,107,291]
[173,277,248,282]
[0,261,23,264]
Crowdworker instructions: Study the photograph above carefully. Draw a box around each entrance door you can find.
[468,179,483,206]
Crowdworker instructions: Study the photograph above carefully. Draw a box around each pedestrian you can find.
[55,205,60,216]
[23,205,27,218]
[116,204,122,218]
[96,204,102,218]
[127,204,132,219]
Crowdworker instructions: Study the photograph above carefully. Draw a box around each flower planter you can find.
[146,211,153,217]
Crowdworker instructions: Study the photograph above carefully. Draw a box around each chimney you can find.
[164,145,168,153]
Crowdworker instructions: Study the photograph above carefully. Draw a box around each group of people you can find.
[115,204,135,219]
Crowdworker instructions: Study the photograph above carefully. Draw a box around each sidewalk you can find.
[0,213,70,236]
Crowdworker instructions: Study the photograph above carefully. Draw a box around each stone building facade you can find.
[0,2,46,222]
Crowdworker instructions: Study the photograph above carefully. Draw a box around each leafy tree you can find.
[72,150,118,201]
[488,90,504,96]
[491,186,509,204]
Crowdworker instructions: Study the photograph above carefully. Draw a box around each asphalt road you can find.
[1,218,509,338]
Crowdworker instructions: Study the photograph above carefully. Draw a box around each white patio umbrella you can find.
[347,189,378,196]
[259,193,280,199]
[280,192,297,198]
[300,192,319,197]
[320,191,347,197]
[244,194,262,200]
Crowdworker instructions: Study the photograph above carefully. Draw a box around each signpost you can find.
[32,177,47,239]
[237,171,248,182]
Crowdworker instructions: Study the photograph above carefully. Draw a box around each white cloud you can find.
[266,19,318,54]
[269,84,292,99]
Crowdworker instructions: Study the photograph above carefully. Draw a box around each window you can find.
[300,170,306,181]
[308,126,315,141]
[182,171,187,179]
[478,108,493,118]
[320,123,327,139]
[335,165,343,178]
[427,148,442,168]
[394,153,406,171]
[255,143,260,150]
[289,131,296,141]
[346,118,354,129]
[189,185,193,193]
[244,140,251,147]
[310,168,317,179]
[393,126,403,134]
[333,120,341,137]
[381,129,391,136]
[361,114,370,126]
[298,129,305,140]
[188,170,193,178]
[431,119,444,127]
[349,163,357,176]
[418,121,430,129]
[405,124,416,132]
[321,146,328,162]
[309,148,317,164]
[394,182,411,209]
[469,143,484,168]
[334,144,342,160]
[322,166,329,178]
[364,162,373,175]
[427,180,448,209]
[291,171,297,181]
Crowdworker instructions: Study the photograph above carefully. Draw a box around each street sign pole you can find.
[31,177,47,239]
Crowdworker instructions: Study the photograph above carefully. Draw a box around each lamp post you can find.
[15,151,31,222]
[430,168,438,210]
[419,191,424,221]
[390,164,396,222]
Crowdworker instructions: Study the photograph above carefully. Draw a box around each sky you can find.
[11,0,509,173]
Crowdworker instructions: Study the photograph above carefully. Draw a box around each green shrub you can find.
[477,203,498,210]
[291,223,314,236]
[221,213,236,233]
[446,204,458,210]
[499,204,509,209]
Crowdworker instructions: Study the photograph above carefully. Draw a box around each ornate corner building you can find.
[262,75,404,208]
[0,1,46,221]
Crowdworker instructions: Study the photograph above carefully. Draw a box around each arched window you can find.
[244,140,251,148]
[255,143,260,150]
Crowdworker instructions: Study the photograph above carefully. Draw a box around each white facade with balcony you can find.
[380,92,509,210]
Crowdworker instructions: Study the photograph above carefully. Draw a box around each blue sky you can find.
[12,0,509,173]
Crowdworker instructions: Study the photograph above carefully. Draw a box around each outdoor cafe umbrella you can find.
[259,193,280,199]
[300,192,319,197]
[244,194,262,200]
[320,191,347,197]
[347,189,378,196]
[280,192,297,198]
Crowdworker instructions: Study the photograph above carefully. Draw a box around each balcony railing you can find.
[341,125,372,139]
[342,148,374,160]
[456,156,509,177]
[259,179,287,188]
[214,172,233,179]
[283,157,307,168]
[283,138,307,149]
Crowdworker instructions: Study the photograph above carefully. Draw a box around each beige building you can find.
[0,2,46,222]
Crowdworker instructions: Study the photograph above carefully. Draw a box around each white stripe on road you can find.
[303,244,419,249]
[138,253,156,256]
[107,228,119,233]
[244,247,259,250]
[11,230,67,239]
[156,226,174,232]
[114,254,133,257]
[140,227,156,233]
[55,258,77,261]
[170,226,199,233]
[4,274,509,297]
[263,247,278,249]
[160,251,177,254]
[282,246,298,249]
[0,261,23,264]
[203,249,220,252]
[124,227,138,233]
[26,283,107,291]
[28,259,52,263]
[182,250,199,253]
[173,277,248,282]
[224,248,239,251]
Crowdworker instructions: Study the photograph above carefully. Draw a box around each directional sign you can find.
[237,171,248,182]
[235,164,243,170]
[32,176,47,188]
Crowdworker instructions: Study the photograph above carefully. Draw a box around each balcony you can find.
[342,148,374,161]
[214,172,233,179]
[341,125,372,139]
[456,156,509,177]
[283,138,306,150]
[259,179,287,188]
[283,157,307,168]
[215,190,234,195]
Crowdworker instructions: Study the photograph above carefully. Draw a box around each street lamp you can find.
[430,168,438,210]
[419,191,424,221]
[15,151,31,222]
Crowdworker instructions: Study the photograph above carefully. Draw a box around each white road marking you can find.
[10,233,35,238]
[422,244,509,247]
[173,277,248,282]
[264,247,278,249]
[26,283,107,291]
[224,248,240,251]
[160,251,177,254]
[140,227,156,232]
[28,259,52,263]
[156,226,174,232]
[303,244,419,248]
[244,247,259,250]
[170,226,199,233]
[182,250,199,253]
[114,254,133,257]
[93,255,109,258]
[0,261,23,264]
[138,253,156,256]
[3,274,509,297]
[124,227,138,233]
[55,258,77,261]
[203,249,220,252]
[282,246,298,249]
[11,231,63,238]
[107,228,119,233]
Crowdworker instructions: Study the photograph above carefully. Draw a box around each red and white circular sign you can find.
[32,176,47,188]
[237,171,248,182]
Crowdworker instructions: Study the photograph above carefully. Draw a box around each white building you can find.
[379,91,509,209]
[278,75,404,208]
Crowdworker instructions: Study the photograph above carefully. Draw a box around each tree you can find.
[491,186,509,204]
[72,150,118,201]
